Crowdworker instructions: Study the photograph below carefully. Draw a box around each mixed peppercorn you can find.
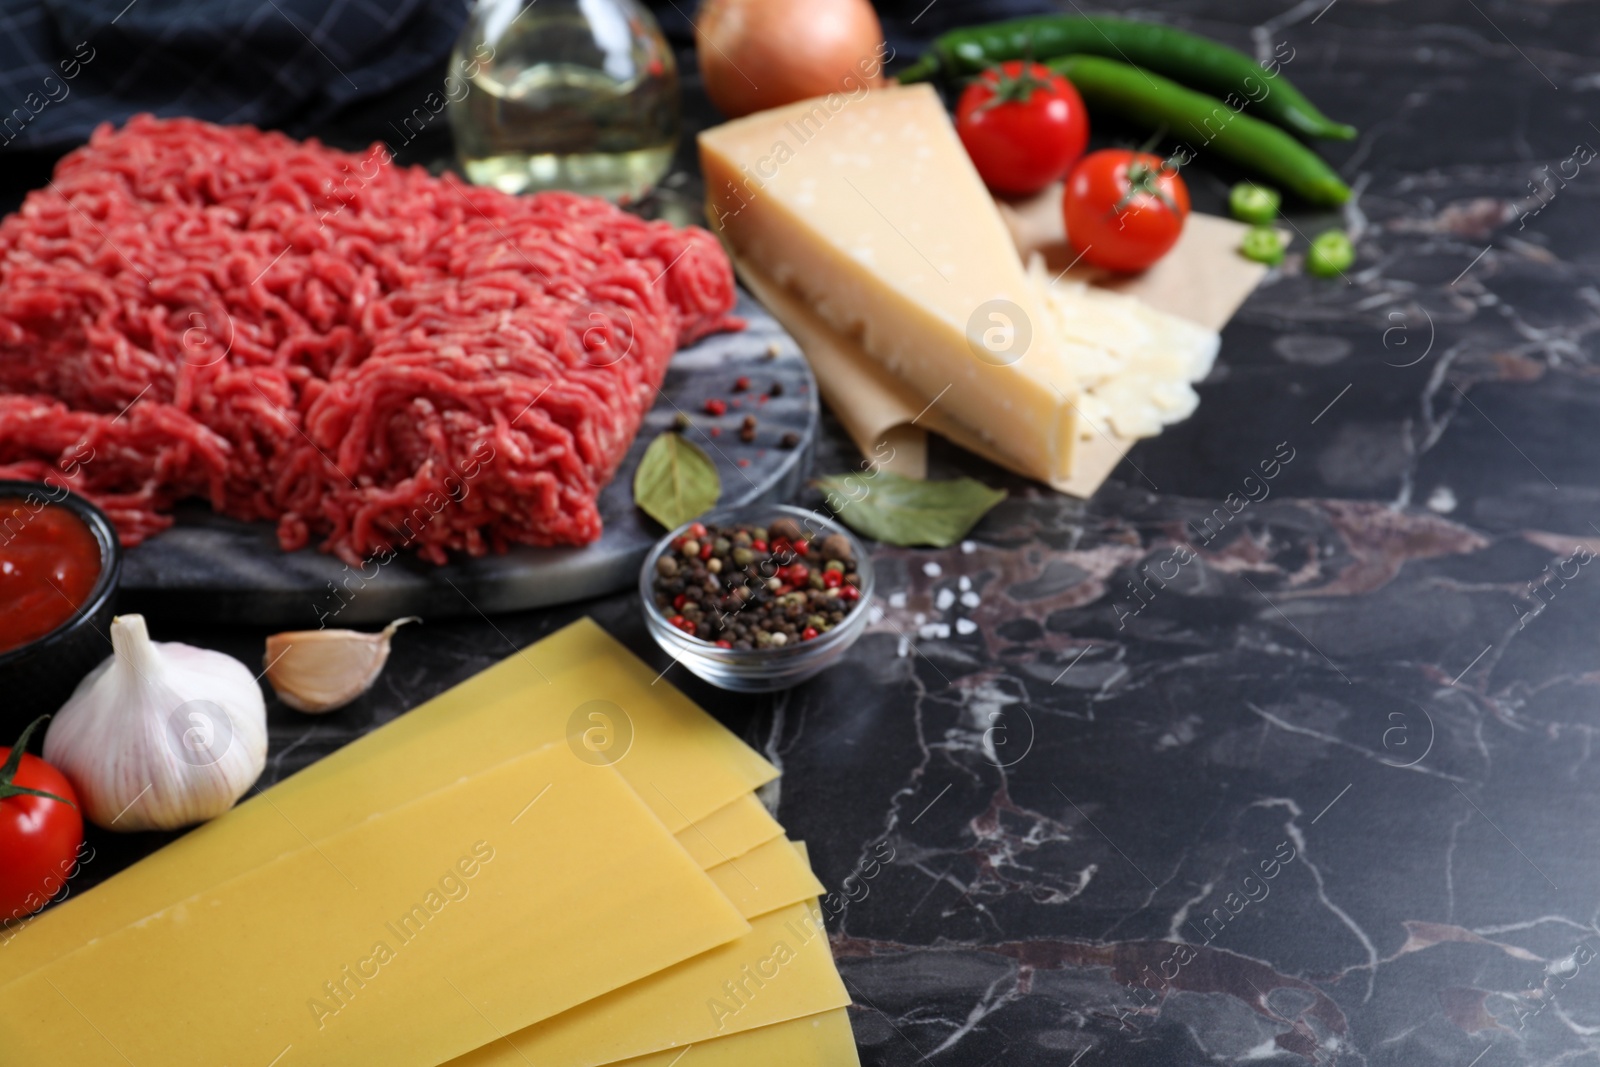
[653,517,862,648]
[688,379,800,450]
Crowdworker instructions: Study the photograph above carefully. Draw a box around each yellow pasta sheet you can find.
[704,837,823,920]
[676,791,784,868]
[447,897,849,1067]
[436,838,825,1067]
[0,743,750,1067]
[434,839,823,1067]
[0,618,776,980]
[609,1009,861,1067]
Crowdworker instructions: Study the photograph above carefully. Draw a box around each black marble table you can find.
[18,1,1600,1063]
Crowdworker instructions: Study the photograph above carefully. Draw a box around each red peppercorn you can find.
[757,394,769,405]
[733,376,751,392]
[688,522,707,538]
[823,569,843,588]
[801,626,819,641]
[673,593,687,609]
[668,614,691,632]
[699,541,714,560]
[683,619,697,635]
[771,538,791,557]
[794,540,809,556]
[671,536,685,550]
[774,584,792,595]
[704,398,727,416]
[715,639,733,649]
[751,539,767,552]
[787,564,809,584]
[839,585,860,601]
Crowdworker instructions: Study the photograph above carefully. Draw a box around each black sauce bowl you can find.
[0,480,123,744]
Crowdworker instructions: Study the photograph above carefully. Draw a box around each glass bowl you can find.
[639,504,874,692]
[0,480,123,736]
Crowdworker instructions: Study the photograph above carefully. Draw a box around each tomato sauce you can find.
[0,497,103,655]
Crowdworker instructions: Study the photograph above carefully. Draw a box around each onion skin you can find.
[697,0,887,119]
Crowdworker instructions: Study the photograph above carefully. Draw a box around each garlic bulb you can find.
[263,617,418,714]
[43,614,267,832]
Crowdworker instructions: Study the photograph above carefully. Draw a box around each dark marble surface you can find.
[15,0,1600,1063]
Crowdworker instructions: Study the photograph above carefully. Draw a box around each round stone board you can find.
[118,289,819,626]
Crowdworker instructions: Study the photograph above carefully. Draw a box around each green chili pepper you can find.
[1046,55,1351,206]
[1307,230,1355,276]
[898,15,1356,141]
[1239,226,1287,265]
[1229,182,1281,224]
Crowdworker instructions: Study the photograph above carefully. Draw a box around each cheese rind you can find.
[699,85,1078,481]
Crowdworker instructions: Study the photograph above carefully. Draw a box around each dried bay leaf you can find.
[815,471,1004,548]
[634,432,721,529]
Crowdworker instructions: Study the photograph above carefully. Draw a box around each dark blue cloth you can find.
[0,0,469,150]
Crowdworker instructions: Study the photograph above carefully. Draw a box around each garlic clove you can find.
[264,617,419,714]
[43,614,267,832]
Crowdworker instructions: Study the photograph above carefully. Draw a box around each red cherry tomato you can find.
[1063,149,1191,273]
[0,719,84,922]
[956,61,1089,197]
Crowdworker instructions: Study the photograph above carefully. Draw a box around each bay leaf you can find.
[634,432,721,530]
[815,471,1005,548]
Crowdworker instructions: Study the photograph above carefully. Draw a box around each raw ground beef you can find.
[0,115,739,564]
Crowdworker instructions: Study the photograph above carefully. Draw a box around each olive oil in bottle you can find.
[448,0,679,203]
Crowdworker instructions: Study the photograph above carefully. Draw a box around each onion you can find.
[696,0,886,119]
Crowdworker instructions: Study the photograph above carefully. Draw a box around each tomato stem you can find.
[0,715,75,808]
[1112,157,1180,216]
[976,59,1055,111]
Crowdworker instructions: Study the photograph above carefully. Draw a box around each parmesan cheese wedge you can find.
[700,84,1080,482]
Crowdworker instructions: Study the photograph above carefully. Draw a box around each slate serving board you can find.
[118,289,819,626]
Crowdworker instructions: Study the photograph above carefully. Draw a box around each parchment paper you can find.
[735,182,1269,495]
